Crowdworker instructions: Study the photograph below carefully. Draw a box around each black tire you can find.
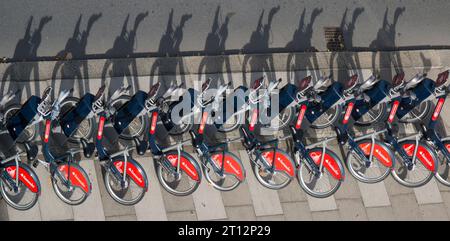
[3,104,37,143]
[204,151,245,191]
[0,162,40,210]
[310,105,341,129]
[252,148,295,190]
[59,97,95,143]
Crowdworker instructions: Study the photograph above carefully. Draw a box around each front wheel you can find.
[391,140,437,187]
[252,149,295,190]
[59,97,95,143]
[399,100,431,123]
[310,105,341,129]
[346,139,395,183]
[297,148,345,198]
[104,158,148,205]
[204,151,245,191]
[0,163,40,210]
[4,104,37,143]
[52,162,91,205]
[156,151,201,196]
[433,140,450,186]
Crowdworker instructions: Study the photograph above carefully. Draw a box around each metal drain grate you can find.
[324,27,345,51]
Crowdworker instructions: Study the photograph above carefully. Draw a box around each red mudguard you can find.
[166,154,200,181]
[5,166,39,193]
[210,153,244,181]
[260,150,295,177]
[358,142,393,168]
[309,151,343,180]
[402,143,436,171]
[58,164,91,193]
[113,160,147,188]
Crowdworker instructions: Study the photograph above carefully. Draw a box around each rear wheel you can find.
[217,113,244,133]
[52,162,91,205]
[204,151,245,191]
[156,151,201,196]
[59,97,95,143]
[104,158,148,205]
[391,140,437,187]
[434,140,450,186]
[346,139,394,183]
[298,148,344,198]
[4,104,37,143]
[266,106,295,131]
[0,163,40,210]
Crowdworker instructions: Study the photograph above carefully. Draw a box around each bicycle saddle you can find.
[344,74,359,92]
[80,138,95,158]
[133,137,148,156]
[404,73,426,90]
[313,75,333,93]
[435,70,449,88]
[392,72,405,89]
[297,76,313,93]
[359,74,381,91]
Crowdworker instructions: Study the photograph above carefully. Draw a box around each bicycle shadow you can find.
[51,13,102,96]
[197,5,234,88]
[0,16,52,103]
[101,12,148,97]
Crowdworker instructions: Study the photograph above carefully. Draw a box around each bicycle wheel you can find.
[4,104,37,143]
[310,105,341,129]
[59,97,95,143]
[104,158,148,205]
[252,148,295,190]
[167,115,193,136]
[217,113,243,133]
[355,103,387,126]
[391,140,437,187]
[433,140,450,186]
[157,151,201,196]
[346,139,394,183]
[52,162,91,205]
[0,162,40,210]
[110,96,148,140]
[399,100,431,123]
[266,106,295,131]
[298,148,344,198]
[204,151,245,191]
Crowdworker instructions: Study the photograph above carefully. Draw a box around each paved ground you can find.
[0,0,449,61]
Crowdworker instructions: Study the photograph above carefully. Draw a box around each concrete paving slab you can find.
[358,181,391,207]
[311,210,341,221]
[419,203,449,221]
[307,195,337,212]
[413,179,443,204]
[277,181,307,203]
[106,215,138,221]
[5,200,42,221]
[225,205,257,221]
[221,182,253,207]
[281,201,313,221]
[167,210,198,221]
[192,177,227,221]
[33,164,74,221]
[256,214,285,221]
[133,157,168,221]
[238,150,283,217]
[440,192,450,217]
[384,175,414,196]
[0,201,8,221]
[337,199,368,221]
[161,190,196,213]
[366,206,396,221]
[72,159,105,221]
[390,194,422,221]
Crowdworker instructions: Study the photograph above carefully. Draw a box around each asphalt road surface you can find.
[0,0,449,60]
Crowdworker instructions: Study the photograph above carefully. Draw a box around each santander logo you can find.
[167,155,197,179]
